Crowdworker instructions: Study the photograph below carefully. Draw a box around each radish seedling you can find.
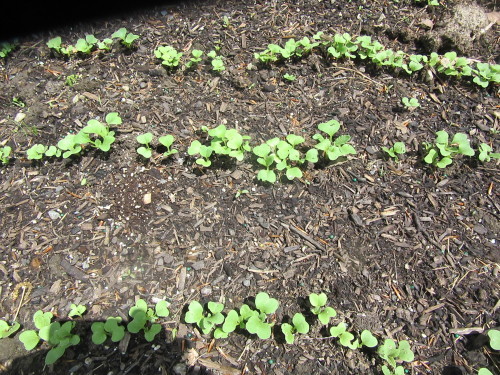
[0,145,12,164]
[423,130,474,168]
[0,319,20,338]
[188,140,214,167]
[313,120,356,162]
[207,50,225,72]
[245,292,279,339]
[184,300,225,335]
[26,144,48,160]
[127,299,169,342]
[75,35,98,54]
[309,292,337,325]
[111,28,139,48]
[158,135,178,158]
[136,132,154,159]
[201,124,251,161]
[213,305,257,339]
[487,329,500,350]
[91,317,125,344]
[185,49,204,69]
[19,310,80,365]
[378,339,414,370]
[401,97,420,109]
[330,322,359,349]
[281,313,309,344]
[68,304,86,319]
[478,143,500,163]
[382,142,406,162]
[155,45,183,69]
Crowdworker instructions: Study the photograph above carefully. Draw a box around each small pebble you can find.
[48,210,60,220]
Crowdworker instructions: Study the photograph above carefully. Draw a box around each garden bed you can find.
[0,0,499,374]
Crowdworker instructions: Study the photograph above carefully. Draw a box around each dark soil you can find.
[0,0,499,374]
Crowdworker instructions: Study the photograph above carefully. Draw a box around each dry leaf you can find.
[486,12,500,24]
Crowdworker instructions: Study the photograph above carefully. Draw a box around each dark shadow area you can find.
[0,0,198,41]
[0,318,193,375]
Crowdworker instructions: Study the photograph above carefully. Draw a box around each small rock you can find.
[201,286,212,296]
[48,210,60,220]
[191,260,204,271]
[14,112,26,123]
[473,224,488,235]
[262,84,276,92]
[243,279,251,287]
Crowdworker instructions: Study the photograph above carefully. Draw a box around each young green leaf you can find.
[360,330,378,348]
[185,301,204,325]
[0,320,20,338]
[68,304,86,318]
[19,330,40,350]
[255,292,279,315]
[487,329,500,350]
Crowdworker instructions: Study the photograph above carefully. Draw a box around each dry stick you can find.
[12,286,27,322]
[282,222,344,261]
[411,212,443,250]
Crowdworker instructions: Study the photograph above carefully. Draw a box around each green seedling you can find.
[207,50,225,72]
[378,339,414,370]
[253,142,277,183]
[245,292,279,339]
[423,130,475,168]
[275,134,316,180]
[478,143,500,163]
[234,189,249,199]
[359,330,378,348]
[68,304,86,318]
[487,329,500,350]
[158,135,178,158]
[184,300,224,335]
[136,132,154,159]
[91,317,125,344]
[26,144,48,160]
[309,292,337,325]
[355,35,384,60]
[127,299,169,342]
[19,310,80,365]
[97,38,113,51]
[0,42,16,58]
[381,365,406,375]
[404,54,428,74]
[12,97,25,107]
[281,313,309,344]
[76,118,116,152]
[330,322,358,349]
[0,145,12,164]
[254,44,282,64]
[296,36,319,57]
[283,73,296,81]
[280,38,299,59]
[45,145,61,157]
[435,52,472,78]
[155,45,183,69]
[75,34,98,54]
[185,49,204,69]
[214,304,257,339]
[401,97,420,109]
[46,37,75,57]
[382,142,406,162]
[188,140,214,167]
[327,33,358,59]
[65,74,79,87]
[473,63,500,88]
[57,134,82,158]
[111,28,139,48]
[313,120,356,162]
[201,124,251,161]
[0,319,20,338]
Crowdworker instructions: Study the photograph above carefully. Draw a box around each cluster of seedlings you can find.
[1,293,498,374]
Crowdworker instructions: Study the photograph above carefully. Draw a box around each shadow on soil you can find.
[0,319,198,375]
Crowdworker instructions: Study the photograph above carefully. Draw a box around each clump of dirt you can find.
[420,1,492,54]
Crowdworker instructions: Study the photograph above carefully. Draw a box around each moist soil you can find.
[0,0,499,374]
